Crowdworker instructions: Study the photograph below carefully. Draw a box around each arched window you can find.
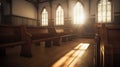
[56,6,64,25]
[98,0,111,23]
[73,2,85,24]
[42,8,48,26]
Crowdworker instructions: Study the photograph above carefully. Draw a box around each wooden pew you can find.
[0,26,73,57]
[95,23,120,67]
[54,27,74,42]
[25,27,61,47]
[0,25,32,57]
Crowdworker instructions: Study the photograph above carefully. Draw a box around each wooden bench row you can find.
[0,25,75,57]
[94,23,120,67]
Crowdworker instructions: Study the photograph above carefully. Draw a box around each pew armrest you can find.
[25,31,32,37]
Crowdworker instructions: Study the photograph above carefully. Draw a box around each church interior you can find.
[0,0,120,67]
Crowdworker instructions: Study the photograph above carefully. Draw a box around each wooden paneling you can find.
[4,15,37,26]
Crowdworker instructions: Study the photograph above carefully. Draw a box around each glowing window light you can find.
[98,0,111,23]
[56,6,64,25]
[42,8,48,26]
[73,2,85,24]
[52,43,90,67]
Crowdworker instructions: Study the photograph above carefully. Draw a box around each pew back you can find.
[0,25,23,44]
[27,27,48,34]
[26,27,52,40]
[25,26,62,47]
[55,27,73,35]
[105,25,120,44]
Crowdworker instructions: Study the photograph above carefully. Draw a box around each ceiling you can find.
[26,0,50,3]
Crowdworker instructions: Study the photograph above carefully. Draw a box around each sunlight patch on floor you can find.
[52,43,90,67]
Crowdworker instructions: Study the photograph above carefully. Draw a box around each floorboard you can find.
[0,38,95,67]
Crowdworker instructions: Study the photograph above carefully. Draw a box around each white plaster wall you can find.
[12,0,37,19]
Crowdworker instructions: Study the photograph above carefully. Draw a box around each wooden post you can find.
[53,37,61,46]
[45,40,52,47]
[20,26,32,57]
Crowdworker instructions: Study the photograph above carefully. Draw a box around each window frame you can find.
[97,0,112,23]
[56,5,64,26]
[41,8,48,26]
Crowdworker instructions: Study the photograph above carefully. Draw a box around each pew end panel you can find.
[0,25,32,57]
[95,23,120,67]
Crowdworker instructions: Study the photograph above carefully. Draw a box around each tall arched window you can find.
[73,2,85,24]
[42,8,48,26]
[56,6,64,25]
[98,0,111,23]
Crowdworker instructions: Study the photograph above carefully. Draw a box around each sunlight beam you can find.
[52,43,90,67]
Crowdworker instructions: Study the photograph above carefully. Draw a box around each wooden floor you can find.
[0,38,95,67]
